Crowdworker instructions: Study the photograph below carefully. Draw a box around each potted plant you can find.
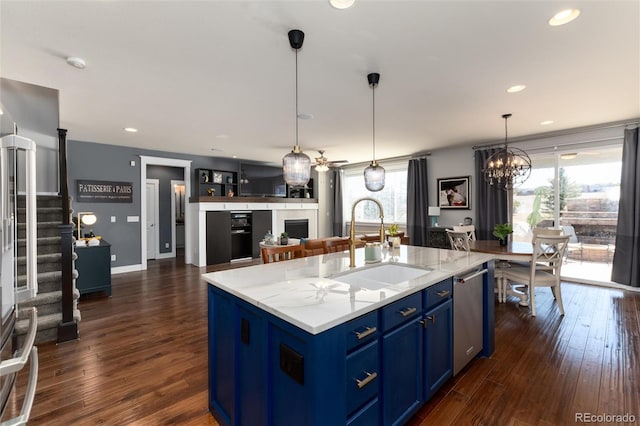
[280,232,289,245]
[388,223,401,248]
[492,223,513,246]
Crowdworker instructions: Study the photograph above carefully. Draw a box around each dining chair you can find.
[261,244,305,263]
[303,238,326,256]
[500,234,570,316]
[445,230,470,251]
[452,225,476,241]
[322,237,351,253]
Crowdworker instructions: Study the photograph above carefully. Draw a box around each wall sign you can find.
[76,180,133,203]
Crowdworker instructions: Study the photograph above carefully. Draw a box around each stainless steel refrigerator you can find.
[0,128,40,425]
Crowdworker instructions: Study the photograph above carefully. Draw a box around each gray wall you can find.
[68,139,243,267]
[1,78,60,193]
[147,165,183,254]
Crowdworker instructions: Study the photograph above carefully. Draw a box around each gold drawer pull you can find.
[354,326,377,340]
[437,290,450,297]
[427,315,435,324]
[399,307,417,317]
[355,371,378,389]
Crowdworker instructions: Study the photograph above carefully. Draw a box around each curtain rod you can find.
[472,119,639,151]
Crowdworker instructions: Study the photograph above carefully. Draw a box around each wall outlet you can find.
[111,216,116,223]
[111,254,116,261]
[165,242,169,248]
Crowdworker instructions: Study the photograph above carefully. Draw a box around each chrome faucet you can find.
[349,197,385,267]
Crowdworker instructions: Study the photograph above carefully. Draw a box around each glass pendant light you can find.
[282,29,311,187]
[364,72,385,191]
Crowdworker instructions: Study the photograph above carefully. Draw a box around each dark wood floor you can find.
[7,255,640,425]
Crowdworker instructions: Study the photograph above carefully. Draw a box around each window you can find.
[342,161,408,225]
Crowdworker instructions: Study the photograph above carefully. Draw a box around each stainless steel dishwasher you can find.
[453,267,488,375]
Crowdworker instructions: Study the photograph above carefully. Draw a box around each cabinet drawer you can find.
[424,278,452,311]
[347,397,380,426]
[346,341,379,416]
[345,311,379,352]
[381,292,422,332]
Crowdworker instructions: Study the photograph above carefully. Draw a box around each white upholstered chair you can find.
[452,225,476,241]
[446,230,470,251]
[500,234,570,316]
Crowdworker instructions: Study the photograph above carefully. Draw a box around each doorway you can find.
[172,180,186,253]
[140,156,192,271]
[146,179,159,260]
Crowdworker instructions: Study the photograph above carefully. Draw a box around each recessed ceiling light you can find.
[123,127,138,133]
[506,85,527,93]
[329,0,355,10]
[215,134,229,139]
[232,155,237,159]
[560,153,578,160]
[0,109,3,115]
[540,120,554,126]
[549,9,581,26]
[66,56,87,69]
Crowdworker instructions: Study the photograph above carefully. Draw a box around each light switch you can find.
[111,216,116,223]
[130,160,136,166]
[111,254,116,261]
[127,216,139,222]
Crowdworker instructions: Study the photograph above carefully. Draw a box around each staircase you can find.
[15,195,80,344]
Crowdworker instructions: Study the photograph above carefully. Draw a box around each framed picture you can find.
[437,176,470,209]
[213,172,223,184]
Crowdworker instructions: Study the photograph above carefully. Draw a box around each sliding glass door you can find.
[512,146,622,284]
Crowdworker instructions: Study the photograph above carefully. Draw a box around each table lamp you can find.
[428,206,440,227]
[77,212,97,239]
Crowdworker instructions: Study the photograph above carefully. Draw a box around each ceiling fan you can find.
[313,150,348,172]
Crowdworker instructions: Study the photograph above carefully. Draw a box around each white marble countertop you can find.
[202,246,494,335]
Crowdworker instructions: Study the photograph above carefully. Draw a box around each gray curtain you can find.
[612,127,639,287]
[332,169,344,236]
[407,158,429,246]
[475,149,509,240]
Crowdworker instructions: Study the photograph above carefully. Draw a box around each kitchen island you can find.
[203,245,495,426]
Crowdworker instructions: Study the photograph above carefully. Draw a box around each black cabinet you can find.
[252,211,272,258]
[75,240,112,296]
[206,210,273,264]
[427,227,452,249]
[207,211,231,265]
[286,178,313,199]
[197,168,238,198]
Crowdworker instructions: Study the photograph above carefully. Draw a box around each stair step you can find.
[17,236,62,255]
[18,270,67,293]
[18,222,64,238]
[17,207,64,223]
[15,309,81,345]
[18,291,65,316]
[17,195,63,208]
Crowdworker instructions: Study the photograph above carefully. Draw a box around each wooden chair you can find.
[445,230,470,251]
[500,235,570,316]
[452,225,476,241]
[322,237,351,253]
[303,239,326,256]
[261,244,305,264]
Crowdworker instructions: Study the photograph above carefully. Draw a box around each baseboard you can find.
[111,264,143,274]
[155,252,175,260]
[564,277,640,293]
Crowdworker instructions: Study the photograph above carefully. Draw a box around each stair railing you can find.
[56,128,78,342]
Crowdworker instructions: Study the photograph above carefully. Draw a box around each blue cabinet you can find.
[208,274,477,426]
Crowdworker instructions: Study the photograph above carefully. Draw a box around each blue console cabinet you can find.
[208,271,486,426]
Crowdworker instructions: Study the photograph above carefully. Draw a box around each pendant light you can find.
[364,72,385,191]
[282,29,311,188]
[482,113,532,190]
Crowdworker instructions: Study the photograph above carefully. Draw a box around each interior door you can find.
[146,180,159,260]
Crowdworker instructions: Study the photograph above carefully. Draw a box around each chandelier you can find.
[282,29,311,187]
[363,72,385,192]
[483,113,531,190]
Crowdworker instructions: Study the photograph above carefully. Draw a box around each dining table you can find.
[469,239,534,305]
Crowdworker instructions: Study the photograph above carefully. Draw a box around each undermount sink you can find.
[331,263,432,290]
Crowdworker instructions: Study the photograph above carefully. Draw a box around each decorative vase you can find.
[499,238,508,246]
[280,237,289,245]
[391,236,401,248]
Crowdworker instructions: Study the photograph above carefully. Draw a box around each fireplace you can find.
[285,219,309,239]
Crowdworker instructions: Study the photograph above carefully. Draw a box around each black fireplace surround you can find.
[284,219,309,239]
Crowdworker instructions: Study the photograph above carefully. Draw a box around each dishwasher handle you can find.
[455,268,488,284]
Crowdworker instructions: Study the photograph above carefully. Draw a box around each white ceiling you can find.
[1,1,638,166]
